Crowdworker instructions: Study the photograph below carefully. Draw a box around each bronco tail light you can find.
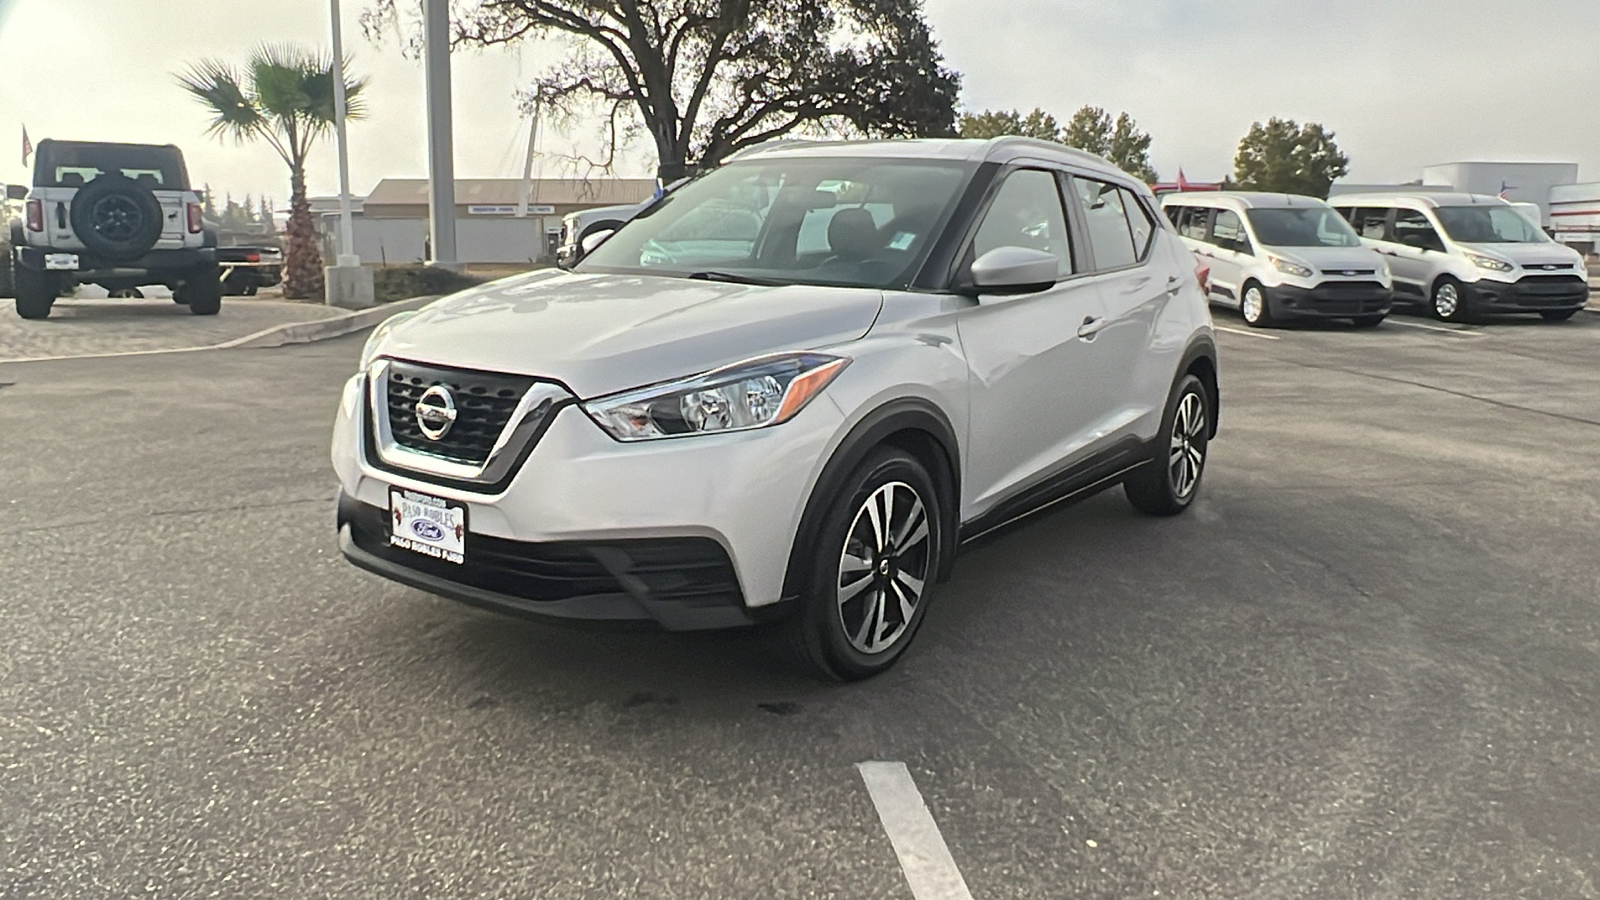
[1195,263,1210,294]
[25,199,43,232]
[187,203,204,233]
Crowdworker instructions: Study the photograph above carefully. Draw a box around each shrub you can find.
[373,265,483,304]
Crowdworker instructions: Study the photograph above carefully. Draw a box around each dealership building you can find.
[316,177,657,265]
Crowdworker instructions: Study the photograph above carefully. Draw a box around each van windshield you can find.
[1433,206,1547,243]
[577,157,971,290]
[1244,207,1362,248]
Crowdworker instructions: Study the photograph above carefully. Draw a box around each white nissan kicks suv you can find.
[332,138,1219,680]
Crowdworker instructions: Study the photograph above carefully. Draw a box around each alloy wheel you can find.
[1168,391,1207,499]
[836,481,931,655]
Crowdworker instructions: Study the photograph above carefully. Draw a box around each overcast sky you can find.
[2,0,1597,204]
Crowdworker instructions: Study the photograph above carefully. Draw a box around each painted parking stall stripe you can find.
[857,761,975,900]
[1384,319,1484,337]
[1214,325,1280,340]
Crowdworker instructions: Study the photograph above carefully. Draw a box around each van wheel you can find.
[784,447,942,681]
[1240,283,1273,327]
[1431,278,1470,322]
[1125,374,1209,517]
[13,266,57,320]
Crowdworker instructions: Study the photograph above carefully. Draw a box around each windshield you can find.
[578,157,971,289]
[1244,207,1362,248]
[1433,206,1547,243]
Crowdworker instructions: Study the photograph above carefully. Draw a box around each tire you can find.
[13,265,57,320]
[1240,282,1273,327]
[1540,309,1578,322]
[0,248,13,299]
[108,287,144,299]
[784,447,943,681]
[68,174,164,262]
[184,264,223,316]
[1124,374,1210,517]
[1431,278,1470,323]
[1351,314,1385,328]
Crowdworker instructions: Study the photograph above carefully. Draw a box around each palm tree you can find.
[180,45,366,300]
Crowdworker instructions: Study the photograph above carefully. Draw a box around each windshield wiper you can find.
[685,270,777,286]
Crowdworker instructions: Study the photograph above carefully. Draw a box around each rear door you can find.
[957,166,1111,514]
[1170,205,1222,303]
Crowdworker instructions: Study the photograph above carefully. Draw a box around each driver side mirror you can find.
[968,246,1059,296]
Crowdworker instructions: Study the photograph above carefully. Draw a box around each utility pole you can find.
[423,0,458,268]
[330,0,356,266]
[324,0,375,308]
[516,104,540,218]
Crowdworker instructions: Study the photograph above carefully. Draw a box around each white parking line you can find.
[1214,325,1280,340]
[1383,319,1484,337]
[857,761,975,900]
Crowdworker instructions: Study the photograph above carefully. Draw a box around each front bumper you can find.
[1464,275,1588,313]
[331,370,840,630]
[15,245,215,276]
[1265,282,1393,319]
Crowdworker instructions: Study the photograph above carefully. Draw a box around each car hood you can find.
[1275,245,1386,272]
[380,270,884,398]
[1456,241,1584,269]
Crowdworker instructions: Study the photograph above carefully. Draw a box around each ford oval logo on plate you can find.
[411,519,447,542]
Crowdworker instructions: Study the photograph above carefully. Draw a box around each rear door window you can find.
[1069,177,1140,270]
[1171,206,1212,242]
[1343,207,1392,241]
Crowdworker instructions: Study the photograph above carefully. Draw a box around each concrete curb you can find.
[0,296,439,365]
[222,295,439,350]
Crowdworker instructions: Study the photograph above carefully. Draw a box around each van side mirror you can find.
[581,229,615,255]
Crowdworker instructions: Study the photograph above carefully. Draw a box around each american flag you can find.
[21,127,32,167]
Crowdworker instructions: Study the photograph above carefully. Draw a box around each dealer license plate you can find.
[45,253,79,271]
[389,488,466,564]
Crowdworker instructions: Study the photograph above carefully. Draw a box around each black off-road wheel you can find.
[1124,374,1211,517]
[785,447,944,681]
[69,174,164,262]
[183,264,223,316]
[13,266,58,320]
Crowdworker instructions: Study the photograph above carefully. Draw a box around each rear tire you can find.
[184,265,223,316]
[784,447,943,681]
[0,250,13,299]
[1124,374,1210,517]
[13,266,57,320]
[1351,314,1385,328]
[1540,309,1578,322]
[1240,283,1273,327]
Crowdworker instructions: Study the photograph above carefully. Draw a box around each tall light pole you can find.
[423,0,459,268]
[330,0,356,267]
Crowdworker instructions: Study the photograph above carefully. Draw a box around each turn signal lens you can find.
[1194,263,1210,294]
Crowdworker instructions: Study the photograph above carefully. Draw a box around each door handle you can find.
[1077,315,1107,340]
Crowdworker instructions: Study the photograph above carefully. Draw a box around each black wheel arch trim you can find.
[1178,334,1220,439]
[779,398,962,603]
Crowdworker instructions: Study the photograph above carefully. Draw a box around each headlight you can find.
[1269,256,1314,278]
[1466,253,1513,272]
[583,352,850,441]
[359,310,419,368]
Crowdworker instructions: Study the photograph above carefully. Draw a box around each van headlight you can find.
[1466,253,1513,272]
[1269,256,1314,278]
[583,353,850,441]
[359,310,419,368]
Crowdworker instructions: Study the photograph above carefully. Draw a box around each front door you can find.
[1388,208,1444,299]
[958,167,1109,516]
[1206,209,1252,305]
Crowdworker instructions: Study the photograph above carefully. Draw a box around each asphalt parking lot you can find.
[2,307,1598,898]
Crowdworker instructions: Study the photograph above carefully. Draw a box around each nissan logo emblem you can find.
[414,385,458,441]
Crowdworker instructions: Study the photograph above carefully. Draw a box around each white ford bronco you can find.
[6,139,223,319]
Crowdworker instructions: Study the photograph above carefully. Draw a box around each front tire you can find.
[13,266,57,320]
[1540,309,1578,322]
[786,448,943,681]
[1240,283,1273,328]
[1124,374,1210,517]
[184,264,223,316]
[1432,278,1470,322]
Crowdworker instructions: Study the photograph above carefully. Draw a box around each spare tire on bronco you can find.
[69,173,165,262]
